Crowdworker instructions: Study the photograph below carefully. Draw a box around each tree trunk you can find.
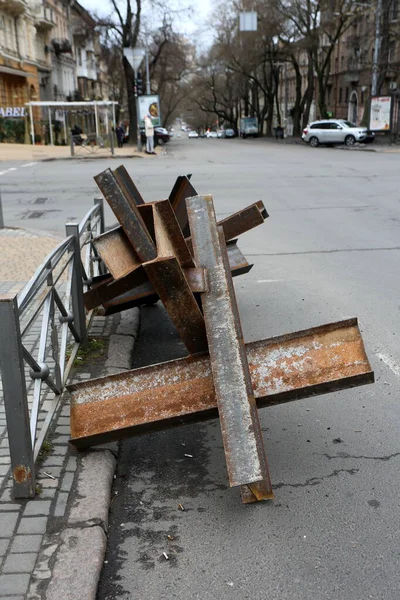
[123,56,138,144]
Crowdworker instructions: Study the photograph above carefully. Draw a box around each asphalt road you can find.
[3,138,400,599]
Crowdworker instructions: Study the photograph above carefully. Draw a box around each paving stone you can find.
[39,479,59,489]
[0,537,9,557]
[0,456,11,464]
[0,574,31,595]
[0,511,19,536]
[0,488,12,502]
[55,426,70,435]
[2,552,37,573]
[41,456,64,467]
[0,596,24,600]
[65,456,77,472]
[38,466,62,479]
[11,535,43,553]
[0,503,22,511]
[23,500,52,517]
[57,417,70,425]
[0,465,10,478]
[17,517,47,535]
[105,334,133,370]
[54,491,69,517]
[51,435,70,445]
[60,472,74,492]
[37,488,56,500]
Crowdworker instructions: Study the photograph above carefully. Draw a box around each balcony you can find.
[0,0,27,15]
[344,70,360,83]
[52,38,72,56]
[33,5,56,31]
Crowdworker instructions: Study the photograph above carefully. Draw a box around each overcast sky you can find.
[79,0,214,48]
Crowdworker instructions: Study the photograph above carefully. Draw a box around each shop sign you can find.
[369,96,391,131]
[0,107,26,118]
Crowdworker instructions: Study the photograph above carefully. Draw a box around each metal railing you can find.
[0,199,105,498]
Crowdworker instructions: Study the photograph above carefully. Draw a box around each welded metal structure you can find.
[69,168,374,504]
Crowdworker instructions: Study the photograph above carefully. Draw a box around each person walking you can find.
[115,123,125,148]
[144,114,155,154]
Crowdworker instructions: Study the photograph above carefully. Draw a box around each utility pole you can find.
[371,0,383,96]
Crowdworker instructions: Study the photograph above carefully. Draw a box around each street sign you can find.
[239,11,257,31]
[123,48,146,74]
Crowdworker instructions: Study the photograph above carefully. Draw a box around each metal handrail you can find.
[0,198,105,499]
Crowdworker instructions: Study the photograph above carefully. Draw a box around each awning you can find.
[0,66,35,78]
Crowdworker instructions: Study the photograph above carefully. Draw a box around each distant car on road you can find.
[206,131,218,139]
[188,130,199,138]
[302,119,375,147]
[225,128,236,138]
[217,130,225,138]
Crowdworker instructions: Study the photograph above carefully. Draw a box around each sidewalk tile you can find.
[0,538,9,557]
[23,501,51,517]
[0,512,19,537]
[17,517,47,535]
[2,552,37,573]
[0,574,30,595]
[11,535,43,553]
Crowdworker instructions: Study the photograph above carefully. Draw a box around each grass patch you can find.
[37,439,53,463]
[66,337,106,368]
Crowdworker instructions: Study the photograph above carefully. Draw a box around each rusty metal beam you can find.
[187,194,272,500]
[93,227,141,280]
[113,165,145,206]
[94,168,157,262]
[143,256,208,355]
[83,265,146,311]
[100,241,252,315]
[69,318,374,450]
[168,175,198,237]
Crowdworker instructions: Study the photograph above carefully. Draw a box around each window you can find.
[388,40,396,63]
[390,0,398,21]
[339,87,343,103]
[361,90,365,104]
[345,87,349,102]
[330,123,341,129]
[77,48,82,66]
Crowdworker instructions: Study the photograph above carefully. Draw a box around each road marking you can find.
[21,162,37,168]
[0,168,17,176]
[257,279,284,283]
[376,352,400,378]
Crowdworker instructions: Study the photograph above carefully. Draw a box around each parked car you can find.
[302,119,375,147]
[217,130,225,138]
[188,130,199,138]
[139,126,170,145]
[206,131,218,139]
[225,128,236,138]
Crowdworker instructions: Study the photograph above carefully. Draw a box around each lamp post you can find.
[371,0,383,96]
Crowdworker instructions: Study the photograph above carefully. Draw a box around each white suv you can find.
[302,120,374,147]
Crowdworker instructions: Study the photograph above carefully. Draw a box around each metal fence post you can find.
[0,296,35,498]
[66,223,88,346]
[95,197,105,234]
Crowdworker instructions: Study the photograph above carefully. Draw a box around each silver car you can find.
[302,119,374,147]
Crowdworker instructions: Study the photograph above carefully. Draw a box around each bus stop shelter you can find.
[26,100,118,145]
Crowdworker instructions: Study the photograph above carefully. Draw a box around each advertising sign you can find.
[138,95,161,127]
[0,107,26,117]
[370,96,391,131]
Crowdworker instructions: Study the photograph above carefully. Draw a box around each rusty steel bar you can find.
[113,165,145,206]
[93,227,141,280]
[143,256,208,354]
[69,318,374,449]
[153,200,194,267]
[100,241,252,315]
[83,265,146,311]
[187,194,272,497]
[168,175,198,237]
[94,168,157,262]
[217,201,268,242]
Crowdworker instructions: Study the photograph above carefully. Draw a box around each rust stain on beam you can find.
[69,319,373,449]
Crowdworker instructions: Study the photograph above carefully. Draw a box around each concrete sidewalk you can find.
[0,226,139,599]
[0,142,163,162]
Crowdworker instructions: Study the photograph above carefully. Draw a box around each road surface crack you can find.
[274,467,359,489]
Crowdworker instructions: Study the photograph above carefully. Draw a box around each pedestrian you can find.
[115,123,125,148]
[144,114,156,154]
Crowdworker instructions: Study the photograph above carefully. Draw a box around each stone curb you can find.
[30,307,140,600]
